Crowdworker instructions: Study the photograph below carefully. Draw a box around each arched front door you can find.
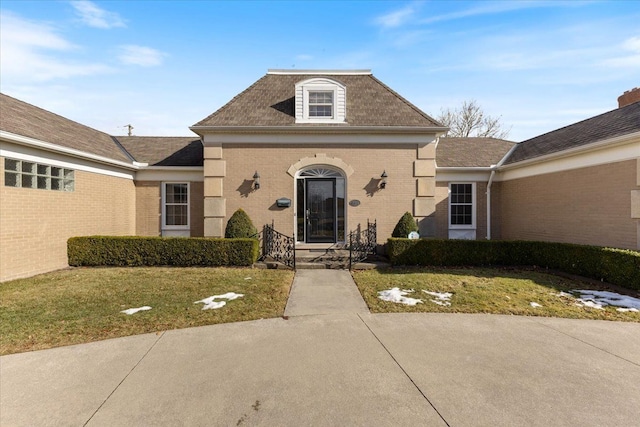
[296,167,345,243]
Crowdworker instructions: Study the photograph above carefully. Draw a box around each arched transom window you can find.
[299,168,343,178]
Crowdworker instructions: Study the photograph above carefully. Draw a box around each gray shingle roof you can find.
[505,101,640,165]
[115,136,203,166]
[437,137,515,167]
[0,93,131,164]
[193,73,443,128]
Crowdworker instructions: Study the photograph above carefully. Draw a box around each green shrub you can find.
[392,212,418,238]
[387,238,640,290]
[68,236,259,267]
[225,208,258,238]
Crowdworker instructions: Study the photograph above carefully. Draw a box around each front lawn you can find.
[352,267,640,322]
[0,267,294,355]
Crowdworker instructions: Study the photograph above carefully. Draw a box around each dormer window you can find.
[295,78,346,123]
[309,91,333,117]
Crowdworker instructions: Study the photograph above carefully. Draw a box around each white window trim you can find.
[301,85,339,123]
[161,182,190,231]
[448,182,476,229]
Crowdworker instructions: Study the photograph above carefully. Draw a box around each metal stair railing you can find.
[348,219,377,270]
[258,221,296,269]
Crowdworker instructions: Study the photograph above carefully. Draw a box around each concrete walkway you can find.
[2,271,640,426]
[284,270,369,316]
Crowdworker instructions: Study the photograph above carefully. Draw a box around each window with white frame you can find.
[4,158,74,191]
[162,182,189,229]
[308,91,333,118]
[449,183,475,228]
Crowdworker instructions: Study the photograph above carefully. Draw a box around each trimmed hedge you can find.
[387,238,640,290]
[68,236,259,267]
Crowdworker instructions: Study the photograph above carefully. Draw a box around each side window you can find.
[4,158,74,191]
[163,182,189,228]
[449,183,475,228]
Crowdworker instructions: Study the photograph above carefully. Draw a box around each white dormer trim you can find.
[295,78,347,124]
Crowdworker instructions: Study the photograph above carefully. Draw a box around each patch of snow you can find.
[574,299,604,310]
[195,292,244,310]
[530,302,542,308]
[573,290,640,311]
[616,308,639,313]
[553,291,573,298]
[378,288,423,306]
[423,290,453,306]
[121,306,152,315]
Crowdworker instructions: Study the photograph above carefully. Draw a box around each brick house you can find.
[1,70,638,281]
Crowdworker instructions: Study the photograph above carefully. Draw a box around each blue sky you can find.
[1,0,639,141]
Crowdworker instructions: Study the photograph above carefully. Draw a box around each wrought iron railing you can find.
[258,222,296,269]
[348,220,377,269]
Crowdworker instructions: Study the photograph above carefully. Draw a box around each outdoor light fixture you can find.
[253,171,260,190]
[380,170,388,188]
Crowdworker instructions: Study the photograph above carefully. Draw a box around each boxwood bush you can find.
[392,212,418,238]
[225,208,258,238]
[387,238,640,290]
[68,236,259,267]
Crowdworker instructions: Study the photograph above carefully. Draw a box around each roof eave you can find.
[436,166,495,171]
[0,130,138,170]
[499,130,640,170]
[189,125,449,136]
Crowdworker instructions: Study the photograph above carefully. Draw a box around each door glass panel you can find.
[336,178,345,241]
[297,179,305,241]
[306,179,335,243]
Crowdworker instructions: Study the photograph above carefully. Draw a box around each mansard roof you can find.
[193,71,443,129]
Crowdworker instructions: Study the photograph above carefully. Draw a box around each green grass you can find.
[352,267,640,322]
[0,267,294,355]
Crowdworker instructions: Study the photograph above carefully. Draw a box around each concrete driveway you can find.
[2,271,639,426]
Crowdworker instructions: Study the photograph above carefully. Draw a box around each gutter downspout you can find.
[486,143,520,240]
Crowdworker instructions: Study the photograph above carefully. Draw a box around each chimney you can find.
[617,87,640,108]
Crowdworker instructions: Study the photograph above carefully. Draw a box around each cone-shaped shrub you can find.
[392,211,418,238]
[225,208,258,238]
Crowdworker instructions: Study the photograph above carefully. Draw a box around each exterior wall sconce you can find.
[253,171,260,190]
[380,170,388,188]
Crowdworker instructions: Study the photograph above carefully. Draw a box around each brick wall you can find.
[499,160,638,250]
[1,159,136,281]
[434,181,492,239]
[220,144,421,242]
[135,180,204,237]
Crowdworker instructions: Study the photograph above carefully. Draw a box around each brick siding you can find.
[499,160,638,250]
[1,158,136,281]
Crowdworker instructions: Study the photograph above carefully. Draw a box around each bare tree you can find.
[437,100,511,139]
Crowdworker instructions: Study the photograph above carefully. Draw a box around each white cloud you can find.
[117,45,167,67]
[70,0,126,29]
[0,12,112,82]
[420,1,592,25]
[374,3,418,28]
[602,36,640,68]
